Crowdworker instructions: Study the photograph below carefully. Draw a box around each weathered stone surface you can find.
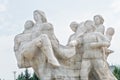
[14,10,117,80]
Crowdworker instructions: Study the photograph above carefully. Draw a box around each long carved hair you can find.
[34,10,47,23]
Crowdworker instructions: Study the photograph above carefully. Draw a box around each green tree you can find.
[17,69,31,80]
[113,66,120,80]
[17,72,25,80]
[24,69,31,80]
[16,69,41,80]
[31,73,40,80]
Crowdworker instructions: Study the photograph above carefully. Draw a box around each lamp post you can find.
[13,71,16,80]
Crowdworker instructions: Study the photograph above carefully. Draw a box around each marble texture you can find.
[14,10,117,80]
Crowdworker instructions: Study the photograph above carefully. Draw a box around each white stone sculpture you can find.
[14,10,117,80]
[79,20,110,80]
[93,15,105,34]
[14,20,34,68]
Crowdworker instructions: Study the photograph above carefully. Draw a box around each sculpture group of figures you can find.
[14,10,117,80]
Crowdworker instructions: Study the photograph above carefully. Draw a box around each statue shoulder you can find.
[14,33,23,41]
[42,22,53,30]
[96,24,105,34]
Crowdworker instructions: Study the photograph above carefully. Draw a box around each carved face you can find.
[106,27,115,36]
[94,16,101,25]
[33,11,42,22]
[24,21,34,29]
[84,20,95,32]
[70,22,78,32]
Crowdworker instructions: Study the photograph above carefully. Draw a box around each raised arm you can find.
[14,35,20,52]
[90,42,110,48]
[90,32,110,48]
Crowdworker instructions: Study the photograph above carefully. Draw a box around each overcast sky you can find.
[0,0,120,80]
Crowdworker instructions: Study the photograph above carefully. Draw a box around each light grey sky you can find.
[0,0,120,80]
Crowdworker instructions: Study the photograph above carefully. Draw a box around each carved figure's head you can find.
[24,20,34,30]
[94,15,104,25]
[70,21,79,32]
[33,10,47,23]
[106,27,115,36]
[84,20,95,32]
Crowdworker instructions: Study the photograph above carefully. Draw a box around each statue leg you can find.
[15,52,25,68]
[30,56,46,80]
[93,59,109,80]
[105,62,117,80]
[80,59,91,80]
[15,51,31,68]
[21,34,60,67]
[19,42,38,65]
[36,34,60,67]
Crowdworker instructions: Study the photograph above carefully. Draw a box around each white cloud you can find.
[0,35,33,80]
[0,14,22,35]
[0,35,16,79]
[111,0,120,13]
[0,0,8,12]
[0,4,7,12]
